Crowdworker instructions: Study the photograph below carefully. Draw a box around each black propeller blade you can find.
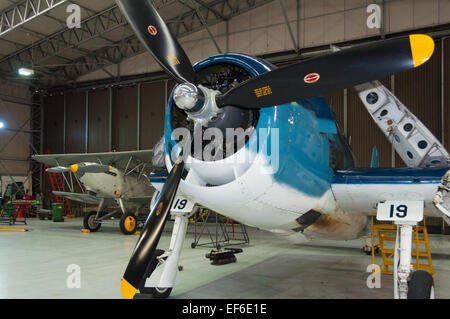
[216,34,435,109]
[121,158,185,299]
[116,0,195,84]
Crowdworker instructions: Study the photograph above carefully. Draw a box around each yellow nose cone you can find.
[409,34,435,68]
[121,278,137,299]
[70,164,79,173]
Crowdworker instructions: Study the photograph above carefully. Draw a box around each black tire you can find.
[139,249,172,299]
[150,287,173,299]
[408,270,434,299]
[83,211,101,232]
[120,212,138,235]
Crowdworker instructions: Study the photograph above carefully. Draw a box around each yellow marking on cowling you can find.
[70,164,79,173]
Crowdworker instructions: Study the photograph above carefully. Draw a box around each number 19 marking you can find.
[389,204,408,218]
[173,199,187,210]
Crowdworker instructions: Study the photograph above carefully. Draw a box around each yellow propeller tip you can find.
[410,34,435,68]
[121,278,137,299]
[70,164,79,173]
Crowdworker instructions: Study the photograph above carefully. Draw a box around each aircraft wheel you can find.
[407,270,434,299]
[120,212,138,235]
[139,249,172,299]
[83,211,101,232]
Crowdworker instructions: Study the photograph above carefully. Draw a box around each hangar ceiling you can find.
[0,0,275,87]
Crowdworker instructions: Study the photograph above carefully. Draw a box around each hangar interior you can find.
[0,0,449,299]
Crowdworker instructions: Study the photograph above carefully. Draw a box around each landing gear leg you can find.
[394,222,414,299]
[83,198,104,232]
[393,222,434,299]
[140,213,189,299]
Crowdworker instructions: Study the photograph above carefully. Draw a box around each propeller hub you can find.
[173,83,202,111]
[174,84,223,127]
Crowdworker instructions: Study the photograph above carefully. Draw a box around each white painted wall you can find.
[77,0,450,82]
[0,80,31,177]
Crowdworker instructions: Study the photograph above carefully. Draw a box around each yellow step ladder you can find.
[370,216,434,278]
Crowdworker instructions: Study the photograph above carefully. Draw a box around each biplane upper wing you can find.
[32,150,153,171]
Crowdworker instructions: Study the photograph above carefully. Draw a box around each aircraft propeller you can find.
[116,0,435,299]
[121,157,186,299]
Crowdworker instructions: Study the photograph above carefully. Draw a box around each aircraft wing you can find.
[32,150,153,171]
[331,168,448,216]
[53,191,102,205]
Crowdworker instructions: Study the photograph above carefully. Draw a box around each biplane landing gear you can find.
[138,213,189,299]
[120,212,138,235]
[83,211,101,232]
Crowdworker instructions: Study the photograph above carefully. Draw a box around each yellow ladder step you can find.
[370,216,434,278]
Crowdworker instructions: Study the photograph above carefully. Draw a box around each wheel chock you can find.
[81,229,91,233]
[206,248,243,265]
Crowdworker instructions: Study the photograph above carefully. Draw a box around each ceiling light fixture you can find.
[18,68,34,76]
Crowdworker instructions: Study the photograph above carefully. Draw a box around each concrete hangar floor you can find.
[1,218,450,299]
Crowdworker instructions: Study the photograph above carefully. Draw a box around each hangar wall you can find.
[44,82,175,154]
[0,81,31,173]
[0,80,32,194]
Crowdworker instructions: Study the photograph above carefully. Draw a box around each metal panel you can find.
[43,95,64,154]
[395,40,442,167]
[88,88,110,153]
[112,85,138,152]
[65,91,86,154]
[140,81,166,150]
[347,77,393,168]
